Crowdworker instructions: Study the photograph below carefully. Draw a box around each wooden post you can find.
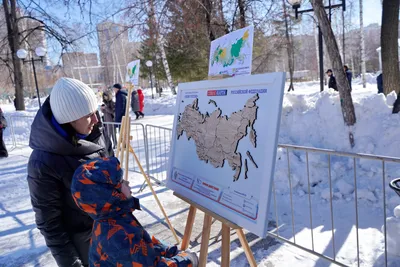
[116,115,125,159]
[174,192,257,266]
[236,228,257,267]
[199,214,213,267]
[124,117,131,180]
[129,145,180,244]
[221,224,231,267]
[180,205,197,250]
[118,116,126,164]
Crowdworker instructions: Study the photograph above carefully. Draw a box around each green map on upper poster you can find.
[211,29,250,68]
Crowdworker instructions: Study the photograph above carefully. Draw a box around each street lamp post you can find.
[16,47,46,108]
[288,0,346,92]
[146,60,154,99]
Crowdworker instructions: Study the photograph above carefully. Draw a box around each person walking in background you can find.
[101,90,116,147]
[113,83,127,129]
[27,77,114,267]
[0,106,8,158]
[326,69,338,91]
[344,65,352,91]
[138,88,145,118]
[131,89,144,119]
[377,73,384,94]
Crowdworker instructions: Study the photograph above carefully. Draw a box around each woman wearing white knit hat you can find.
[27,77,114,267]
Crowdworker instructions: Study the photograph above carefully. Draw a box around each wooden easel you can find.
[173,73,257,266]
[116,84,180,245]
[175,193,257,267]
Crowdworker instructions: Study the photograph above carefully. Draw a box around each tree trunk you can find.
[282,0,294,91]
[158,36,176,95]
[218,0,230,34]
[3,0,25,110]
[314,23,320,80]
[342,9,345,63]
[359,0,366,88]
[381,0,400,99]
[238,0,246,28]
[382,0,400,113]
[203,0,215,41]
[311,0,356,127]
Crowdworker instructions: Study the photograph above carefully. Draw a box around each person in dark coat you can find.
[27,77,114,267]
[0,106,8,158]
[377,73,384,94]
[326,69,338,91]
[113,83,127,124]
[131,89,144,119]
[100,90,116,146]
[344,65,352,91]
[72,157,198,267]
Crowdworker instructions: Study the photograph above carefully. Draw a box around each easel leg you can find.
[181,205,197,250]
[236,228,257,267]
[116,116,126,159]
[221,224,230,267]
[129,146,180,245]
[199,214,212,267]
[124,117,131,180]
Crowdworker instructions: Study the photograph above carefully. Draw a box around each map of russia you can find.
[176,94,259,181]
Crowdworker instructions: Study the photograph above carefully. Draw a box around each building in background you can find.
[61,52,103,86]
[97,21,140,86]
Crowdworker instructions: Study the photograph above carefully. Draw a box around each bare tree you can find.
[238,0,246,28]
[311,0,356,146]
[359,0,366,88]
[217,0,230,34]
[203,0,215,41]
[381,0,400,113]
[3,0,24,110]
[282,0,294,91]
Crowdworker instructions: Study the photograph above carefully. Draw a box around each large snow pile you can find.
[384,205,400,257]
[143,82,400,156]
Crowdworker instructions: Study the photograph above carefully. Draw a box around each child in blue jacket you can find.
[71,157,198,267]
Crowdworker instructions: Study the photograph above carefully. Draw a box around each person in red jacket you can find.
[137,88,145,118]
[71,157,198,267]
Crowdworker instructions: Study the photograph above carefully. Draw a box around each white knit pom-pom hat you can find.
[50,77,98,124]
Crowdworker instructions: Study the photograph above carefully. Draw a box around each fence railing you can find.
[2,115,15,150]
[142,126,399,267]
[269,144,400,267]
[4,116,399,266]
[144,124,172,186]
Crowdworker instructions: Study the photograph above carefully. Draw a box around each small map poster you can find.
[126,60,140,85]
[167,73,285,237]
[208,25,254,77]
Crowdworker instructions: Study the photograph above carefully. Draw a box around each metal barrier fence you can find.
[2,115,35,150]
[10,115,35,148]
[268,144,400,267]
[2,115,15,150]
[144,124,172,186]
[4,117,399,266]
[144,126,398,267]
[98,121,148,177]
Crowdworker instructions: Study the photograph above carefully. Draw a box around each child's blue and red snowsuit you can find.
[71,157,193,267]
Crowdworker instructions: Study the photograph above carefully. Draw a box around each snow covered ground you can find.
[2,80,400,266]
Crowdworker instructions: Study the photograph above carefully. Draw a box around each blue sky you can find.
[44,0,384,64]
[362,0,382,26]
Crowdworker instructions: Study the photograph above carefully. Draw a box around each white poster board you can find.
[126,60,140,85]
[167,72,285,237]
[208,25,254,77]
